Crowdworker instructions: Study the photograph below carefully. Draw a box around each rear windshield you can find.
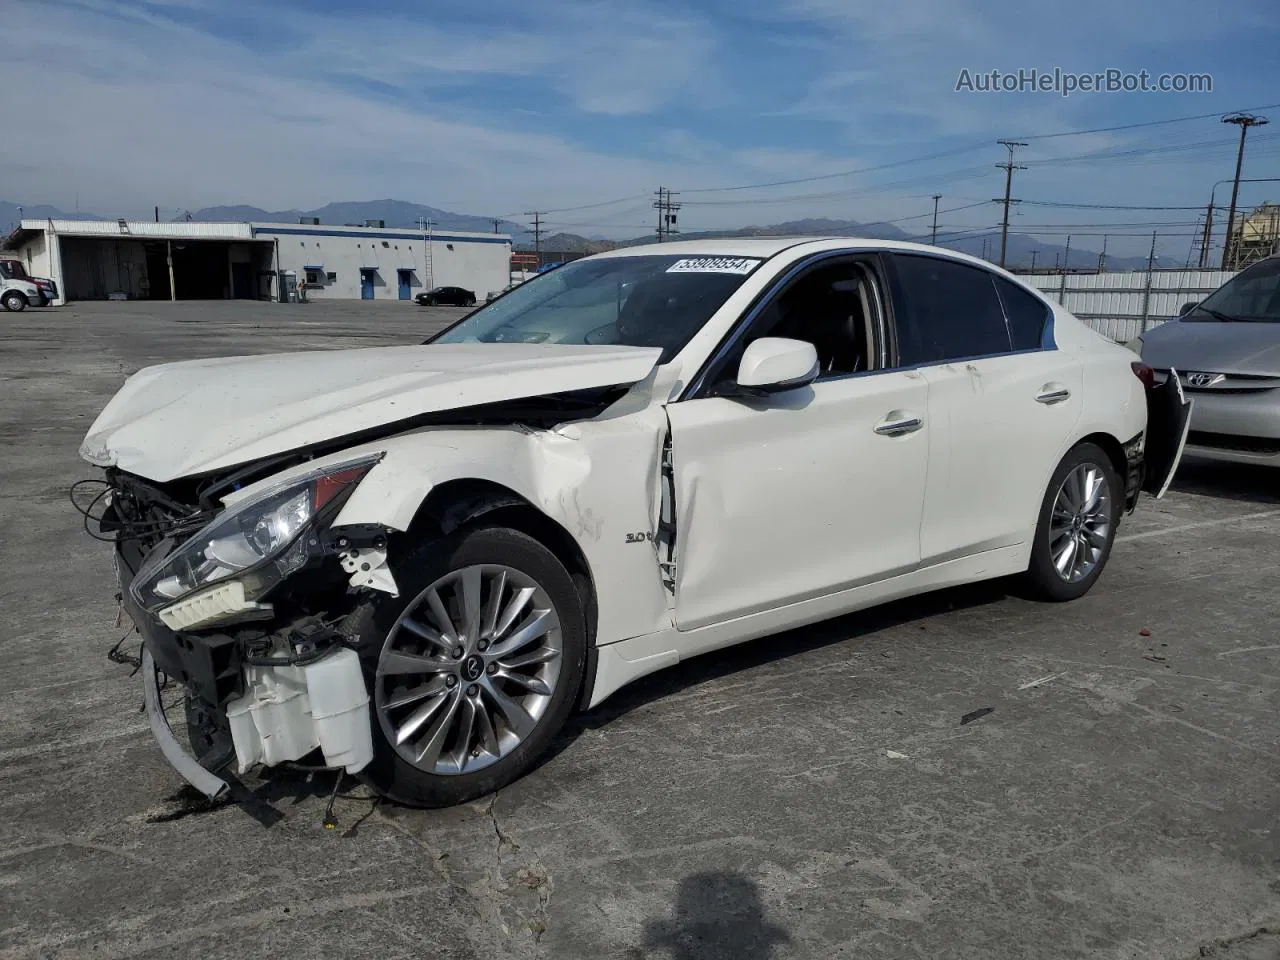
[430,254,763,363]
[1190,258,1280,322]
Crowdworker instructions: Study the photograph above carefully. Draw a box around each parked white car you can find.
[80,238,1189,807]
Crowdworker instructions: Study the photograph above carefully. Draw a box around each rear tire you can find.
[1023,442,1121,601]
[353,525,587,808]
[2,291,27,312]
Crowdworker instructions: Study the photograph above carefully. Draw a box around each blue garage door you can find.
[360,269,375,300]
[397,269,412,300]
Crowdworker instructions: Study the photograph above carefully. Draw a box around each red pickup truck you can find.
[0,258,57,305]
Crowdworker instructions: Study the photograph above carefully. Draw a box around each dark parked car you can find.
[415,286,476,307]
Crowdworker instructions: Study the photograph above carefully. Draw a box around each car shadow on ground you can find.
[546,578,1013,764]
[1170,458,1280,505]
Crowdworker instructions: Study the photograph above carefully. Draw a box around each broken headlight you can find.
[131,455,382,612]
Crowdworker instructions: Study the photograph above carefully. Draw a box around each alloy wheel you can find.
[374,564,563,775]
[1049,463,1112,583]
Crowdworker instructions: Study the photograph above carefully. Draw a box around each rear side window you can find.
[890,255,1011,365]
[993,276,1051,350]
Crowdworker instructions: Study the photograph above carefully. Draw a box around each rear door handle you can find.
[874,412,924,437]
[1036,384,1071,405]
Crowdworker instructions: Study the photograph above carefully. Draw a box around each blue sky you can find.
[4,0,1280,257]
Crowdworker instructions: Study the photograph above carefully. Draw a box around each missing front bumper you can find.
[141,647,230,800]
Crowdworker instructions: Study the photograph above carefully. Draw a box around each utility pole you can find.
[1198,201,1214,269]
[1062,235,1071,273]
[1146,231,1158,273]
[1030,249,1038,273]
[1097,235,1108,273]
[930,194,941,245]
[154,205,159,223]
[1222,113,1269,270]
[980,237,989,261]
[653,187,681,242]
[524,211,544,257]
[994,140,1027,268]
[491,218,502,234]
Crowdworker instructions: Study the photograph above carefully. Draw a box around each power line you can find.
[1014,102,1280,141]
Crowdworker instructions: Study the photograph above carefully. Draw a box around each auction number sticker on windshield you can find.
[666,257,762,275]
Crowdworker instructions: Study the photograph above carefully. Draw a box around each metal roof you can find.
[17,219,256,241]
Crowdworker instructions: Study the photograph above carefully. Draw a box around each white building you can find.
[1,218,512,304]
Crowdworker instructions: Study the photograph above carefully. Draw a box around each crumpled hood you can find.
[1142,318,1280,376]
[81,342,662,481]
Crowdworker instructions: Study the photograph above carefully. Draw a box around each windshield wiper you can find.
[1190,305,1237,322]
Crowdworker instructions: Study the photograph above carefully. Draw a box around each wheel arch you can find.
[1075,430,1127,484]
[404,477,600,708]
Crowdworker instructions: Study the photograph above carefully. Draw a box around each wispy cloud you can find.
[1,0,1276,259]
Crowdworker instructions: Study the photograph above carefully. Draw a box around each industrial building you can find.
[1,218,512,304]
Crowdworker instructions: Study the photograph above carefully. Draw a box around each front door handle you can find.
[1036,384,1071,405]
[874,412,924,437]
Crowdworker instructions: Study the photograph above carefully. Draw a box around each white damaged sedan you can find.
[81,238,1190,807]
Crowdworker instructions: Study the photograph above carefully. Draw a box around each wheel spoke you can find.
[488,608,553,659]
[399,617,451,652]
[449,695,478,769]
[1083,468,1103,511]
[474,701,500,756]
[378,650,454,677]
[383,676,449,709]
[425,588,459,645]
[1083,524,1109,549]
[1054,535,1078,575]
[459,567,482,646]
[496,669,551,696]
[414,690,463,768]
[497,645,559,671]
[481,570,508,640]
[394,688,451,745]
[482,679,536,738]
[494,586,535,640]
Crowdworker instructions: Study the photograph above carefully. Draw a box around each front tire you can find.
[2,291,27,312]
[1023,442,1121,601]
[353,525,587,808]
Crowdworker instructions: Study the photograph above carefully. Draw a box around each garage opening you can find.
[59,237,274,301]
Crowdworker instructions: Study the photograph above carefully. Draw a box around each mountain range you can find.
[3,198,1153,272]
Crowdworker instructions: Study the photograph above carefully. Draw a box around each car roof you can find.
[588,236,1004,271]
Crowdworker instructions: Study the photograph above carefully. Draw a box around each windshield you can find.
[430,254,763,362]
[1188,258,1280,322]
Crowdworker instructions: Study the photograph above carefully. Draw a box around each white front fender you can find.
[332,416,673,647]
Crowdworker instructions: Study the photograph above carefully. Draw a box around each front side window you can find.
[708,258,882,387]
[431,255,761,362]
[1189,258,1280,322]
[890,254,1011,365]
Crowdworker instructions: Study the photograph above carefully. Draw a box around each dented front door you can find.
[665,370,930,631]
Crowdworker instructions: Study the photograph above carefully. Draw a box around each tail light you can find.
[1131,362,1155,390]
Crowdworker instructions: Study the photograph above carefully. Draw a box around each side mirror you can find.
[1178,301,1199,317]
[734,337,820,394]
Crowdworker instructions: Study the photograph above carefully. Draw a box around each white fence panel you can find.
[1026,270,1236,342]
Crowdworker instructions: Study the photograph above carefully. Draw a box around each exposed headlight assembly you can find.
[131,454,382,616]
